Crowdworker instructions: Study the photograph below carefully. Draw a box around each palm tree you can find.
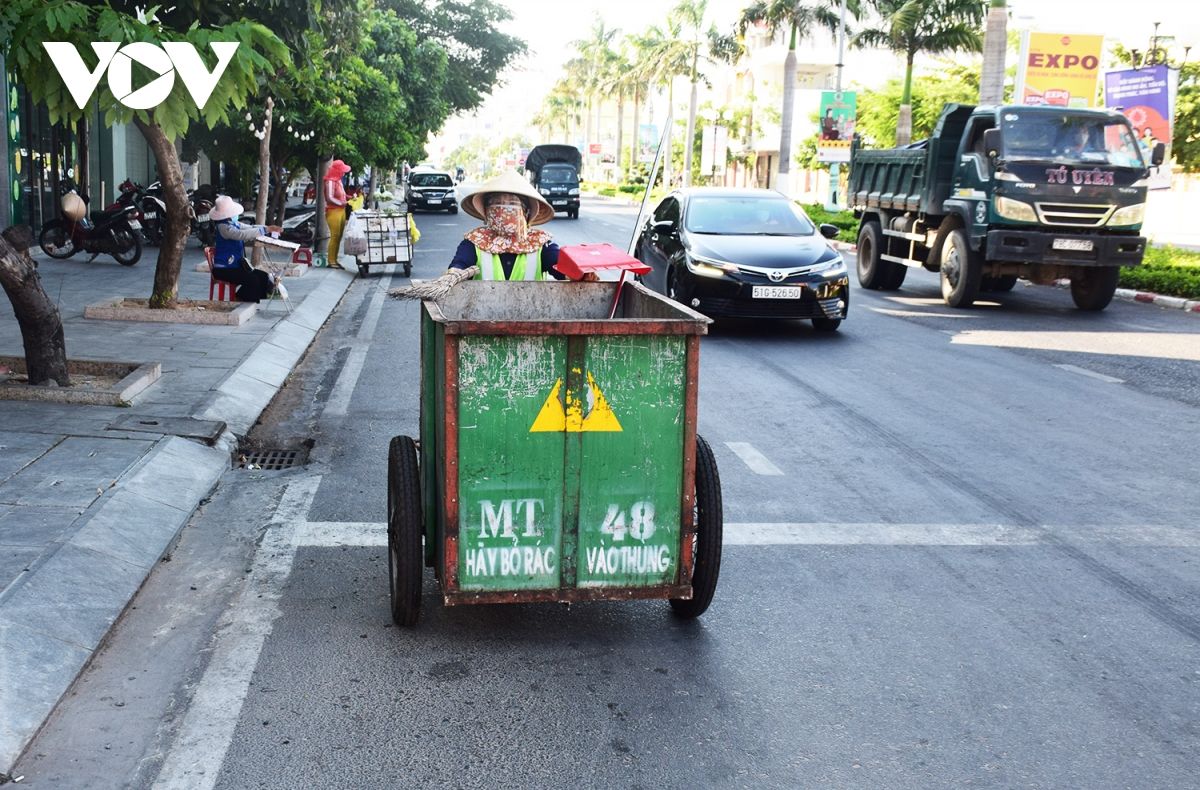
[855,0,984,145]
[979,0,1007,105]
[635,22,692,188]
[670,0,743,187]
[572,17,619,170]
[738,1,849,191]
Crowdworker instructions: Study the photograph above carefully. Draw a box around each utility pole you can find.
[825,0,848,211]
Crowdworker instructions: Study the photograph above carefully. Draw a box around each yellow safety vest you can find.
[473,245,544,281]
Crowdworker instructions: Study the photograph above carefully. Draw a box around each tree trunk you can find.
[629,86,640,175]
[684,51,700,188]
[77,116,89,199]
[662,81,674,190]
[778,26,798,193]
[133,118,189,309]
[251,97,273,267]
[368,166,379,210]
[615,90,625,182]
[979,1,1008,105]
[896,52,916,146]
[269,161,288,226]
[315,155,331,250]
[0,226,70,386]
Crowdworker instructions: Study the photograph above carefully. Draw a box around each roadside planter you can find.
[387,280,722,625]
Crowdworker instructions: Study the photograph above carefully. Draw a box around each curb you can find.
[0,436,228,771]
[0,268,356,774]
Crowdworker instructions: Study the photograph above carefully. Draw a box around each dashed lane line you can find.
[1054,363,1125,384]
[724,442,784,476]
[322,271,395,419]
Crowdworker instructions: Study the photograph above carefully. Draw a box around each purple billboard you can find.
[1104,65,1177,188]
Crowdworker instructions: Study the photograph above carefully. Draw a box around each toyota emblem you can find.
[768,270,785,282]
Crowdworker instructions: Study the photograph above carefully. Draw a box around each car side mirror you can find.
[652,219,676,233]
[1151,142,1166,166]
[983,128,1002,159]
[819,223,839,240]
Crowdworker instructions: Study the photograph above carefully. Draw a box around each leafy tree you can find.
[1,0,288,313]
[854,0,983,145]
[854,61,979,145]
[738,0,851,189]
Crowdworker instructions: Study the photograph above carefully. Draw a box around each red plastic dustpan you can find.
[555,243,651,280]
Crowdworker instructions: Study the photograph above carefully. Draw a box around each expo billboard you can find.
[1015,32,1104,108]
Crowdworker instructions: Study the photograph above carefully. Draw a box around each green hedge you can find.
[1120,246,1200,298]
[800,203,858,243]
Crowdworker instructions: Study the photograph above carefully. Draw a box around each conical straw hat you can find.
[461,169,555,226]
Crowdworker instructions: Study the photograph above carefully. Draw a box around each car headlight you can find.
[809,255,846,275]
[568,187,580,195]
[995,196,1037,222]
[687,254,738,279]
[539,188,550,195]
[1108,202,1146,226]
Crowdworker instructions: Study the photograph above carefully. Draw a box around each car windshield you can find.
[684,196,816,235]
[411,174,453,187]
[1000,112,1145,168]
[540,167,575,184]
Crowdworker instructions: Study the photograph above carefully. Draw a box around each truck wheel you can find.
[387,435,423,627]
[939,228,982,308]
[855,222,885,289]
[1070,266,1120,311]
[670,435,722,619]
[982,274,1018,292]
[882,261,907,290]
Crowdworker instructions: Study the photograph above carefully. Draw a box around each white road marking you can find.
[296,520,386,546]
[724,442,784,476]
[323,272,394,418]
[1054,364,1125,384]
[153,476,321,790]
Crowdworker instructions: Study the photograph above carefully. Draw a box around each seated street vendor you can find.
[210,195,286,302]
[448,170,595,281]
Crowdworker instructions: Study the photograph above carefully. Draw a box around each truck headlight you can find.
[568,188,580,195]
[1108,203,1146,226]
[687,254,737,278]
[995,196,1037,222]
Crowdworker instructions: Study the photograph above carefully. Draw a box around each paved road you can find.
[17,197,1200,788]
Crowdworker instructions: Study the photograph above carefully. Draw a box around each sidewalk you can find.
[0,241,356,775]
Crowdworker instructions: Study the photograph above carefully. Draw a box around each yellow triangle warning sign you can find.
[529,373,623,433]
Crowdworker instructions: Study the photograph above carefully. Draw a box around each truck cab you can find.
[525,144,582,219]
[850,103,1163,310]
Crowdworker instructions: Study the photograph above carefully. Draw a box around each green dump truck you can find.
[849,103,1165,310]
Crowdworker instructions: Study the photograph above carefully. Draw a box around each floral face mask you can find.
[484,202,527,238]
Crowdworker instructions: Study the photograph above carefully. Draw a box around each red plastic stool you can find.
[205,247,234,301]
[291,246,313,266]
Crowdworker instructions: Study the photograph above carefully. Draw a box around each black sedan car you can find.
[405,170,458,213]
[634,188,849,330]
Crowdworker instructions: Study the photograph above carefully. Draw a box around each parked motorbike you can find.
[39,180,143,265]
[189,184,217,247]
[107,179,167,246]
[279,207,316,246]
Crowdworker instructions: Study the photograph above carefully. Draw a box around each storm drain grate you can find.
[240,448,303,470]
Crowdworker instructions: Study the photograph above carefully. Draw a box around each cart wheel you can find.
[357,263,368,277]
[670,434,722,618]
[404,262,412,278]
[388,435,423,626]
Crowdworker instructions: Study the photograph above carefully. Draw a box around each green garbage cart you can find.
[386,280,723,625]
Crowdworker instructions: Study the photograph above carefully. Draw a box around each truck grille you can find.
[1034,202,1113,227]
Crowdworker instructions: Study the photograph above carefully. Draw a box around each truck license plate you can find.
[552,200,567,206]
[752,285,803,299]
[1052,238,1094,252]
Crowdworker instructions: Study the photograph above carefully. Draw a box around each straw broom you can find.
[389,265,478,301]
